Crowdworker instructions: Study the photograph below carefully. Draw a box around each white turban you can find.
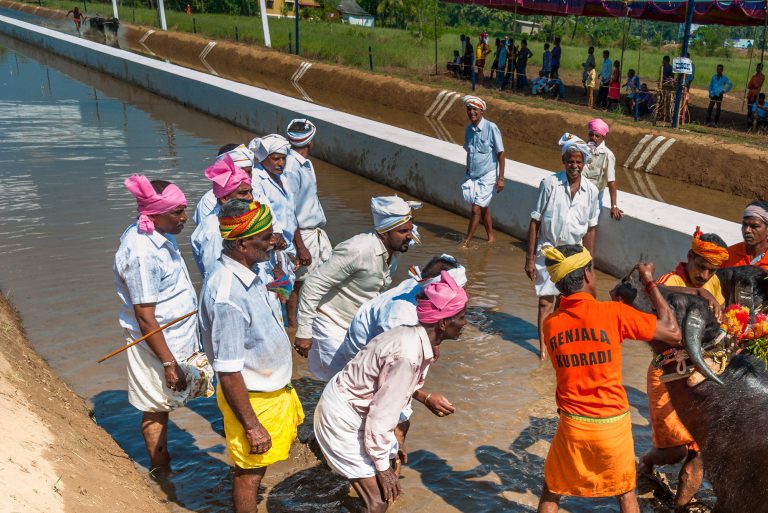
[371,195,421,233]
[558,132,593,164]
[248,134,290,163]
[286,118,317,147]
[218,144,253,169]
[463,95,486,111]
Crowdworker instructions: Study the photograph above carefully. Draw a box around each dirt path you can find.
[0,293,171,513]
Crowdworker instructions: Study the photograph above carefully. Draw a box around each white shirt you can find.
[531,171,600,248]
[335,278,420,374]
[199,255,292,392]
[191,204,222,280]
[582,142,616,193]
[335,325,434,471]
[113,224,199,359]
[296,231,397,339]
[193,189,217,225]
[283,149,327,230]
[252,165,298,254]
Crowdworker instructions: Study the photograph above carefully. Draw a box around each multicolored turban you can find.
[219,201,273,240]
[541,244,592,284]
[371,195,421,233]
[286,119,317,148]
[558,132,593,164]
[124,174,187,234]
[248,134,290,163]
[205,154,251,199]
[416,271,469,324]
[219,144,254,170]
[691,226,729,267]
[587,118,610,137]
[463,95,486,111]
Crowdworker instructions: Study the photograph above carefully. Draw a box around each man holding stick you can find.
[114,174,198,474]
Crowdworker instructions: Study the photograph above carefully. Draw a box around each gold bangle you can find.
[424,393,432,404]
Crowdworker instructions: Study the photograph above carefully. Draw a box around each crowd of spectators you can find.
[448,35,767,131]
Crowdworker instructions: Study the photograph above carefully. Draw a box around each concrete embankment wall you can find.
[0,14,741,277]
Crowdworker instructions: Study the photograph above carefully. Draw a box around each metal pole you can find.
[258,0,271,47]
[637,19,642,78]
[671,0,695,128]
[471,48,476,91]
[235,25,239,41]
[193,16,196,33]
[111,0,119,18]
[369,45,373,71]
[289,31,292,53]
[295,0,299,55]
[743,25,757,113]
[762,0,767,63]
[571,16,578,42]
[619,11,628,78]
[157,0,168,31]
[434,0,438,75]
[83,0,87,13]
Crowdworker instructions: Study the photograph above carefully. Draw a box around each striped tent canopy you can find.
[441,0,768,25]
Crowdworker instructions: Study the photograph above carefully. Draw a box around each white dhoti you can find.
[534,253,560,297]
[295,227,332,282]
[127,340,189,412]
[461,171,496,208]
[308,313,348,382]
[314,378,397,479]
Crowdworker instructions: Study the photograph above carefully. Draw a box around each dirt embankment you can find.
[4,0,767,200]
[0,293,170,513]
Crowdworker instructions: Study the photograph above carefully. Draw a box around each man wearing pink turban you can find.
[191,154,255,279]
[193,143,254,225]
[313,271,468,513]
[583,118,623,221]
[113,174,198,474]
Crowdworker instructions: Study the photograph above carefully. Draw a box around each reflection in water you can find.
[0,37,716,512]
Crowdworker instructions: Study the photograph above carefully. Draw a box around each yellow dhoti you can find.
[544,411,635,497]
[216,384,305,469]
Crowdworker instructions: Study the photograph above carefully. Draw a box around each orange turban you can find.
[691,226,729,267]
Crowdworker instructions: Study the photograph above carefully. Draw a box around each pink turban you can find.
[587,118,609,137]
[124,174,187,234]
[205,154,251,199]
[416,271,469,324]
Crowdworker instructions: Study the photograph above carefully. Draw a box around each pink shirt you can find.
[334,325,435,471]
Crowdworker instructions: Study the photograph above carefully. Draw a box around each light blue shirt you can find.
[193,189,217,225]
[253,165,298,255]
[113,224,198,358]
[190,204,222,280]
[600,58,613,82]
[199,255,292,392]
[542,50,552,73]
[708,73,733,97]
[498,45,507,68]
[463,117,504,179]
[283,149,327,230]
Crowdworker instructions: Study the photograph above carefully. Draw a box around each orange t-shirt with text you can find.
[544,292,657,418]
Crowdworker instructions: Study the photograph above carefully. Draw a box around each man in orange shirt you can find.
[639,227,728,511]
[724,201,768,270]
[538,244,681,513]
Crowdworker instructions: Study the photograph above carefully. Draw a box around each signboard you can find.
[673,57,693,75]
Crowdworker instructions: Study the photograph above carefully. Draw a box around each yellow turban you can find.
[541,245,593,284]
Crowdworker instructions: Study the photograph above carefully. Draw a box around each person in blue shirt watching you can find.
[752,92,768,131]
[531,70,549,96]
[706,64,733,127]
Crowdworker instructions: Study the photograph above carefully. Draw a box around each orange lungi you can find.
[647,364,699,451]
[544,410,636,497]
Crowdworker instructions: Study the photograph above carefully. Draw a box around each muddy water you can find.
[0,35,712,512]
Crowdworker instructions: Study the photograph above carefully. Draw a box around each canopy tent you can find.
[440,0,768,26]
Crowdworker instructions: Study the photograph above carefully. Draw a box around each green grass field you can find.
[34,0,759,92]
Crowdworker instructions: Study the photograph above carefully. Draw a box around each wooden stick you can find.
[97,310,198,363]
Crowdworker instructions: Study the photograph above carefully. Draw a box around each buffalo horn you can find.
[683,310,724,386]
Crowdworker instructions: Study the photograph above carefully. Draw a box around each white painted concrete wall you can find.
[0,15,742,277]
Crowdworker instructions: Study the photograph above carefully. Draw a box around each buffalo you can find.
[611,265,768,513]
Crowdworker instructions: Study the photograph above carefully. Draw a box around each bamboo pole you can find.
[742,25,758,113]
[96,310,198,363]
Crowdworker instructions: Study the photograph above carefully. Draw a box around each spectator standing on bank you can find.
[496,39,508,90]
[752,92,768,131]
[551,37,562,79]
[597,50,612,108]
[462,35,473,78]
[516,39,534,91]
[624,69,641,116]
[606,60,621,111]
[661,55,674,85]
[490,38,501,81]
[586,62,597,108]
[582,46,595,95]
[706,64,732,127]
[448,50,461,77]
[542,43,552,78]
[476,33,491,81]
[747,62,764,124]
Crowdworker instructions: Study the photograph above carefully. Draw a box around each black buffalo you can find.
[611,266,768,513]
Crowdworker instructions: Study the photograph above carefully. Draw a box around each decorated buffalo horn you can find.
[683,310,724,386]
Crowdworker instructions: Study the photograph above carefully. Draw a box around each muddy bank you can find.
[0,293,170,513]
